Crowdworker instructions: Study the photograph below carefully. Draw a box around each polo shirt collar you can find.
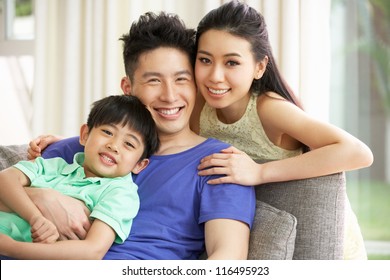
[61,153,102,184]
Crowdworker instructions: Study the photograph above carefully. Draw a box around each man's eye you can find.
[177,77,189,83]
[148,79,161,84]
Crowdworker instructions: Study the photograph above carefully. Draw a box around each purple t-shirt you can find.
[43,137,256,260]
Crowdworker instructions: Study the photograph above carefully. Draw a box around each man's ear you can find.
[121,76,132,96]
[131,158,149,174]
[79,124,89,146]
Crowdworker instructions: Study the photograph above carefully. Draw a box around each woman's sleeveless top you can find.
[199,95,302,162]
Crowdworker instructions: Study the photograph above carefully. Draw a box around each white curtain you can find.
[253,0,331,120]
[32,0,331,138]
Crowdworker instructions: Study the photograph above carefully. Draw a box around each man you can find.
[26,12,256,260]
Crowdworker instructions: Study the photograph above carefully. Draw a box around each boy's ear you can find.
[131,158,149,174]
[121,76,132,96]
[79,124,89,146]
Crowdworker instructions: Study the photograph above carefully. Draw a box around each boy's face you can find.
[121,47,196,138]
[79,123,149,178]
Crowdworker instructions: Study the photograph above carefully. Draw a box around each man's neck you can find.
[156,130,206,155]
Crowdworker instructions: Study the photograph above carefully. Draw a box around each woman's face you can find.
[195,29,263,110]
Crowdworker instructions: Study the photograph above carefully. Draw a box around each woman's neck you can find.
[216,94,251,124]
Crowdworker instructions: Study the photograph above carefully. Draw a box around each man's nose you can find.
[160,82,177,102]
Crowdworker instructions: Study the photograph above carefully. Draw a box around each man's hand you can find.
[30,215,59,243]
[27,135,64,160]
[26,188,91,240]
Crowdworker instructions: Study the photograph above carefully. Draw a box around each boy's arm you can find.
[0,219,115,259]
[0,167,58,243]
[205,219,250,259]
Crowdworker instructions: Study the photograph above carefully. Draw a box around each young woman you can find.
[190,0,374,259]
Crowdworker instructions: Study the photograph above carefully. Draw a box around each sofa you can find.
[0,144,345,259]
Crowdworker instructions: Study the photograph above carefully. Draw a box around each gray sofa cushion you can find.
[255,172,346,260]
[248,200,297,259]
[0,145,28,171]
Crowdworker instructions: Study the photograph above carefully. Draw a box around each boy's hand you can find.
[30,215,59,244]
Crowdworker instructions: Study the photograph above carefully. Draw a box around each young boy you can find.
[0,95,159,259]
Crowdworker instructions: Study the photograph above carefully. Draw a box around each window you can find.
[331,0,390,259]
[0,0,34,54]
[0,0,34,144]
[4,0,34,40]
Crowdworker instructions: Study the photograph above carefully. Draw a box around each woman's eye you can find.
[227,60,239,66]
[198,57,211,64]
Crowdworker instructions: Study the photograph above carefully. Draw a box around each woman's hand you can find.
[197,146,262,186]
[26,188,91,240]
[27,134,64,160]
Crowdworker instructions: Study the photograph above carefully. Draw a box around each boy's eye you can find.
[102,129,113,136]
[125,141,135,148]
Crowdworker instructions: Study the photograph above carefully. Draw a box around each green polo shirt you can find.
[0,153,139,244]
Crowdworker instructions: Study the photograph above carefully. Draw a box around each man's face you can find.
[123,47,196,138]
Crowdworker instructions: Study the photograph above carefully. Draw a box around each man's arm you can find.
[205,219,250,260]
[25,187,92,240]
[0,200,11,212]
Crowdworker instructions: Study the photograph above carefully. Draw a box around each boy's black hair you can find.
[87,95,159,159]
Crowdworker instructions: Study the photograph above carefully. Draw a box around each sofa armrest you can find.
[255,172,346,260]
[0,144,28,171]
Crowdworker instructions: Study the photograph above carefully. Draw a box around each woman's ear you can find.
[254,55,268,80]
[131,159,150,174]
[79,124,89,146]
[121,76,132,96]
